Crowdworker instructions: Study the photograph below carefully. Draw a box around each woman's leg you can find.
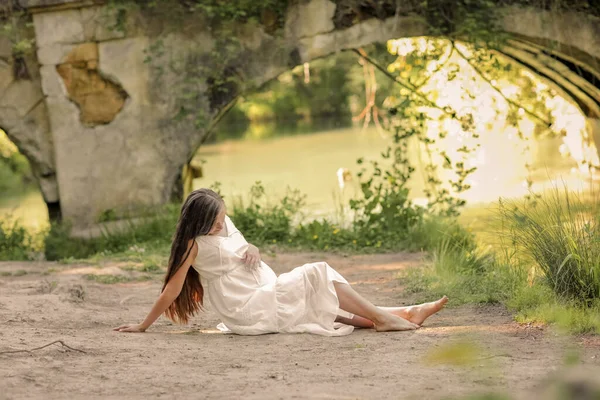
[336,315,374,328]
[335,293,449,329]
[333,282,420,331]
[381,296,448,326]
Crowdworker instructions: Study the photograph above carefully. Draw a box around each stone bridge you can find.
[1,0,599,231]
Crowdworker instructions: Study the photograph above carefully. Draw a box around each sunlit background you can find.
[193,38,598,216]
[1,37,598,227]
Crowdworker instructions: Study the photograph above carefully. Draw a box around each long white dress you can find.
[192,216,354,336]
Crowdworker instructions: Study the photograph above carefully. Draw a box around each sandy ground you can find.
[1,252,599,400]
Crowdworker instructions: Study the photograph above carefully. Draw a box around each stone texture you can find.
[68,41,98,61]
[0,12,57,207]
[44,94,80,143]
[2,87,58,204]
[98,37,149,107]
[0,80,44,122]
[20,0,81,8]
[0,59,15,92]
[9,101,59,203]
[56,42,127,125]
[285,0,336,39]
[298,33,337,61]
[42,33,174,227]
[298,16,427,62]
[80,6,127,42]
[502,6,600,60]
[39,64,66,96]
[36,43,75,65]
[339,17,426,50]
[0,36,13,59]
[43,93,93,218]
[33,9,84,47]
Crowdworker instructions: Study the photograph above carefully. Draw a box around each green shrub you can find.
[498,187,600,303]
[231,182,305,245]
[44,222,97,260]
[293,219,358,251]
[0,217,36,260]
[0,130,33,193]
[229,182,469,253]
[0,161,23,193]
[44,204,179,261]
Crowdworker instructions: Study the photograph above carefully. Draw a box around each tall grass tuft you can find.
[401,220,525,305]
[498,186,600,304]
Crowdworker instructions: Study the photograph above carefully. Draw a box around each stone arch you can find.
[3,0,600,230]
[248,1,600,167]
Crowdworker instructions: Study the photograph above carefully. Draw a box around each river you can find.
[193,122,581,216]
[1,121,588,229]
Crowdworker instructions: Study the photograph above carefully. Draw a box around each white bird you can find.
[337,168,352,190]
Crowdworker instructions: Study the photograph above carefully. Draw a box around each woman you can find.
[114,189,447,336]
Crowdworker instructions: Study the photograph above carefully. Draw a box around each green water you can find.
[194,123,579,216]
[1,122,584,227]
[194,125,405,217]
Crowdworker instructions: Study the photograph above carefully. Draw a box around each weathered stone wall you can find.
[33,5,172,227]
[0,16,57,210]
[25,0,436,230]
[2,0,599,230]
[502,6,600,61]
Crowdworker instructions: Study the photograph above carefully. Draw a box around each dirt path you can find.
[1,252,599,400]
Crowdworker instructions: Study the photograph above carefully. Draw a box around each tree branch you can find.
[451,42,552,127]
[347,48,456,118]
[0,340,87,355]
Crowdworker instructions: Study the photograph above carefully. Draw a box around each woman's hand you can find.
[113,323,147,333]
[243,244,261,269]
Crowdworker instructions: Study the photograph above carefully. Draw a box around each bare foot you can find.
[406,296,449,326]
[373,314,419,332]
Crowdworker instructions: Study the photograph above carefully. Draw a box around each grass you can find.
[401,235,524,306]
[497,187,600,303]
[121,261,165,274]
[402,185,600,335]
[509,283,600,334]
[0,215,39,261]
[43,204,179,261]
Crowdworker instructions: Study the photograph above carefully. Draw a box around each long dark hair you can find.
[162,188,223,324]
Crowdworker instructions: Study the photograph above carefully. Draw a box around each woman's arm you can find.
[113,240,198,333]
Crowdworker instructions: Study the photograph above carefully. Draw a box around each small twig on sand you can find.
[477,353,531,361]
[0,340,86,355]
